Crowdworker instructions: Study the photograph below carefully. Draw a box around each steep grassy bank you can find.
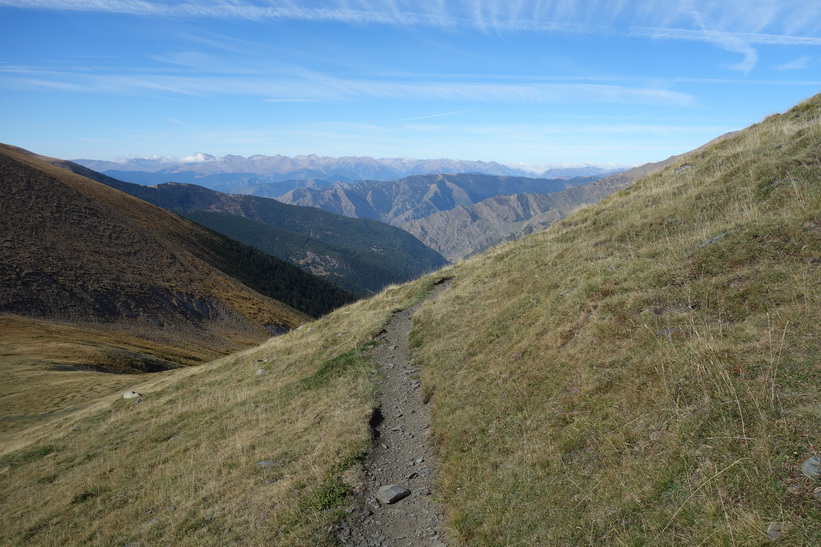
[0,274,446,545]
[411,95,821,543]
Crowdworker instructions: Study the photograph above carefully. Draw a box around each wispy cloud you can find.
[630,27,821,74]
[0,0,464,24]
[775,56,813,70]
[5,0,820,76]
[675,77,821,85]
[0,64,696,107]
[6,1,821,36]
[400,111,469,121]
[262,98,317,103]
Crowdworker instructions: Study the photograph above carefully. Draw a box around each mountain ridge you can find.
[43,161,449,296]
[277,172,594,224]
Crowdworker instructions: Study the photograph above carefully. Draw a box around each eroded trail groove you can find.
[340,283,448,546]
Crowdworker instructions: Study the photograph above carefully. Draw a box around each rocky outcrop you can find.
[396,179,625,261]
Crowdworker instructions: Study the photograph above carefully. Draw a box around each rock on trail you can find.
[340,282,449,546]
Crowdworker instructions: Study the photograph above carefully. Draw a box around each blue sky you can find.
[1,1,820,167]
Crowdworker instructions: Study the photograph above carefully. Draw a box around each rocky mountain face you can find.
[46,161,449,296]
[397,184,614,261]
[276,173,591,224]
[0,144,356,372]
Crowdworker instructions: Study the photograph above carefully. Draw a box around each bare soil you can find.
[340,284,449,546]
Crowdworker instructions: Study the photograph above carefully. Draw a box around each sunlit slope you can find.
[411,94,821,543]
[0,272,443,544]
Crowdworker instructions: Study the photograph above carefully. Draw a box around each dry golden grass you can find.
[0,315,215,446]
[410,94,821,544]
[0,274,447,545]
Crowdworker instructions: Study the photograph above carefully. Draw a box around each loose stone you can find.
[376,485,411,504]
[801,455,821,480]
[766,522,782,540]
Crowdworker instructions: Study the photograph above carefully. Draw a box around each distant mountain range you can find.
[273,139,738,261]
[73,153,624,196]
[276,172,604,259]
[72,153,636,262]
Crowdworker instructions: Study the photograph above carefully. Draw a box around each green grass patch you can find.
[298,342,377,392]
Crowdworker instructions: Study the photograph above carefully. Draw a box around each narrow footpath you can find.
[339,283,448,546]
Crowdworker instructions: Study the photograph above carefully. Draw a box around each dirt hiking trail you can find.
[339,281,449,546]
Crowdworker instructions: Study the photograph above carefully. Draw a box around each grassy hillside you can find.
[411,94,821,543]
[1,95,819,545]
[0,274,442,544]
[1,145,356,322]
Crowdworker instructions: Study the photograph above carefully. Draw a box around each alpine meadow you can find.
[1,91,820,545]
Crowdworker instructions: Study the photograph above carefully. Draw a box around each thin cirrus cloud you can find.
[775,56,813,70]
[0,63,695,107]
[5,1,820,36]
[4,0,820,74]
